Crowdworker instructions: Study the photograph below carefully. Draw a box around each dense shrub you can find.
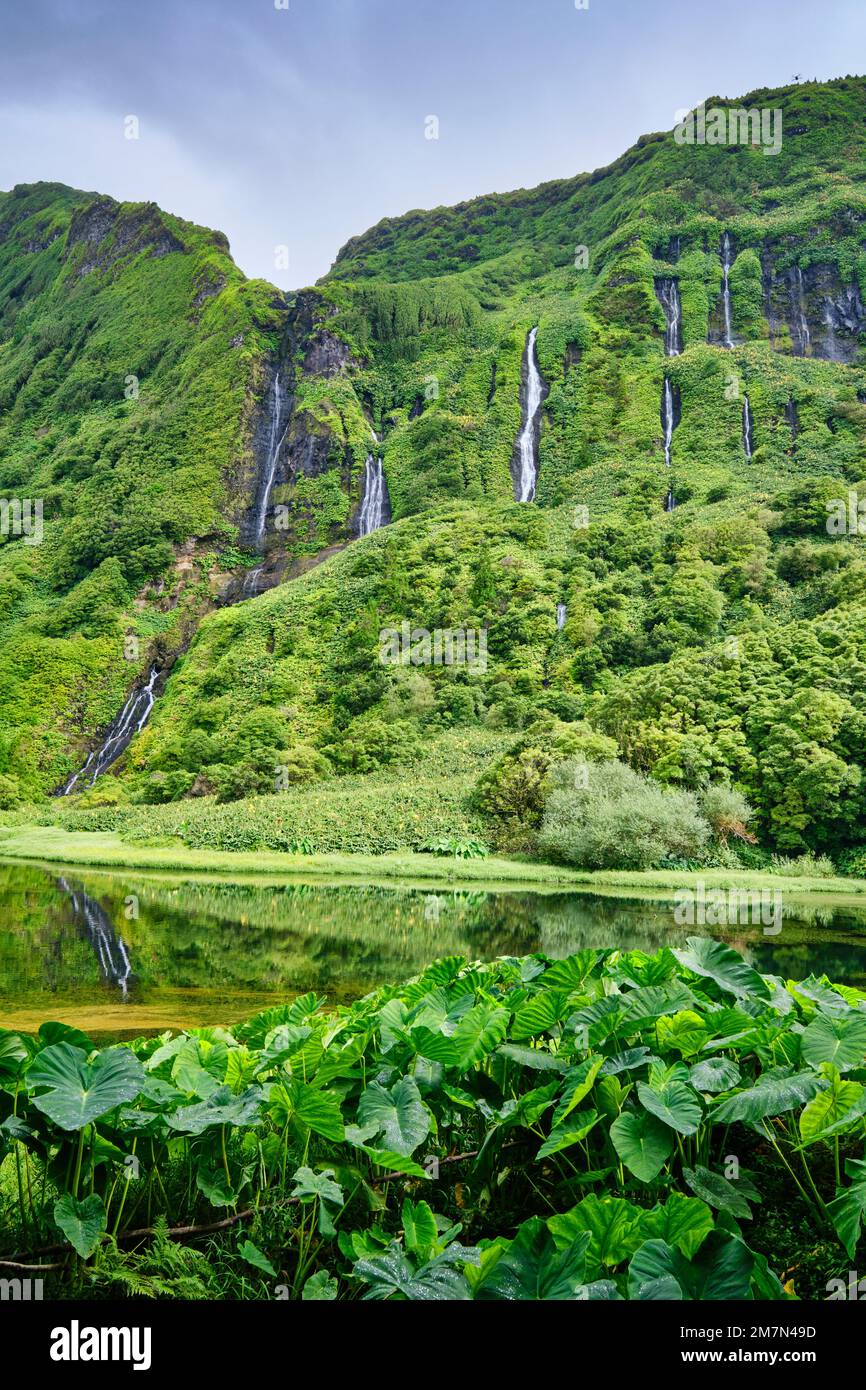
[538,758,710,870]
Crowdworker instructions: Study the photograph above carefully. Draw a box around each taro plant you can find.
[1,938,865,1299]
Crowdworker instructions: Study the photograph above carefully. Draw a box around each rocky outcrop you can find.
[761,248,866,361]
[66,197,184,277]
[302,329,351,377]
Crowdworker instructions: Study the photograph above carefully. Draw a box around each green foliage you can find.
[2,942,861,1298]
[538,759,712,869]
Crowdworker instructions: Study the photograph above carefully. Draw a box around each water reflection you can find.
[58,876,133,999]
[1,861,865,1038]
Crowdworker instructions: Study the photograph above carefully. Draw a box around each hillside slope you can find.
[4,77,866,856]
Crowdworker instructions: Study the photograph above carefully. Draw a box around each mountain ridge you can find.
[2,75,866,862]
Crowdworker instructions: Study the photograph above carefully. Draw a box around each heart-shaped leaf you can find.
[610,1109,674,1182]
[357,1077,430,1156]
[28,1044,145,1130]
[54,1193,106,1259]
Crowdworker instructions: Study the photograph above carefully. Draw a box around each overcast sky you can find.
[1,0,864,289]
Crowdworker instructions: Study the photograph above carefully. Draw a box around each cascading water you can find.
[358,455,390,536]
[251,370,291,548]
[58,877,133,998]
[743,395,754,459]
[785,397,799,442]
[243,566,263,597]
[790,266,811,356]
[655,277,682,356]
[59,666,160,795]
[661,376,678,511]
[556,602,567,631]
[515,327,547,502]
[721,233,734,348]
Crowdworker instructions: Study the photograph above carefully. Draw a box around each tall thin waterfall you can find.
[556,602,567,631]
[251,371,290,547]
[662,376,677,511]
[743,395,754,459]
[60,666,160,795]
[721,233,734,348]
[58,877,133,998]
[790,266,811,356]
[516,327,546,502]
[358,455,389,536]
[243,566,263,598]
[655,277,682,356]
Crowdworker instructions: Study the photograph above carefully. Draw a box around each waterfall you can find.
[516,327,547,502]
[556,602,567,631]
[743,396,754,459]
[785,397,799,442]
[790,266,811,356]
[58,877,133,998]
[358,455,390,536]
[662,377,676,470]
[243,565,263,598]
[655,277,682,356]
[251,370,290,548]
[60,666,159,795]
[721,233,734,348]
[661,376,678,510]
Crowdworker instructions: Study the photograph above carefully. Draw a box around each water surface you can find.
[1,860,864,1038]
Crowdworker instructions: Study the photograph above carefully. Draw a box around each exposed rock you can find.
[762,247,866,361]
[66,197,184,277]
[192,272,226,309]
[302,329,351,377]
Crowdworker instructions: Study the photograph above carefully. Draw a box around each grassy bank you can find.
[3,823,866,900]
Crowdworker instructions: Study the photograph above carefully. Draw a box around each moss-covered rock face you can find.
[6,78,866,853]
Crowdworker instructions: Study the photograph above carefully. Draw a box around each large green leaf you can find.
[167,1084,262,1134]
[683,1165,753,1219]
[451,1004,510,1064]
[511,991,569,1041]
[474,1218,591,1300]
[637,1079,702,1136]
[54,1193,106,1259]
[799,1075,866,1144]
[827,1159,866,1258]
[619,983,699,1027]
[628,1233,754,1300]
[357,1076,430,1156]
[402,1198,439,1260]
[673,937,770,1000]
[28,1044,145,1130]
[0,1030,28,1081]
[688,1057,741,1093]
[609,1109,674,1182]
[536,1110,600,1159]
[800,1014,866,1073]
[269,1078,344,1141]
[355,1243,476,1300]
[551,1056,604,1128]
[711,1068,825,1128]
[638,1193,715,1260]
[238,1240,278,1278]
[548,1195,645,1275]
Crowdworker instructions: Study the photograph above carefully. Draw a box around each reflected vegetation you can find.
[1,860,865,1038]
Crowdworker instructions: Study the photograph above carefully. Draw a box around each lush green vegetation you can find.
[3,78,866,872]
[2,943,865,1299]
